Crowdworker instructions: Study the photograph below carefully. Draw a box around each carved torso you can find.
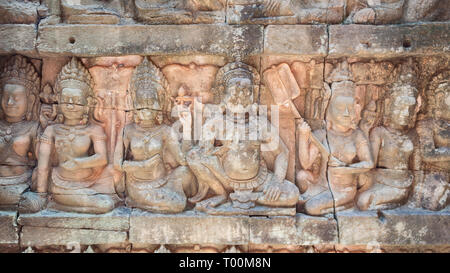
[327,129,360,165]
[124,123,167,181]
[0,120,38,168]
[375,126,414,170]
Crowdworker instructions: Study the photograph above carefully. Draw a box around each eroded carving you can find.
[0,55,40,210]
[134,0,226,24]
[411,70,450,211]
[356,60,421,211]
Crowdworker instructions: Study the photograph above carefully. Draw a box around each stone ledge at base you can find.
[0,208,449,251]
[337,208,450,246]
[129,209,337,246]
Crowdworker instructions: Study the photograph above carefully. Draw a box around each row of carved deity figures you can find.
[0,55,448,216]
[1,0,448,25]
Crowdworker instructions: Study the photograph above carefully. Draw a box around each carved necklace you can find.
[0,120,26,143]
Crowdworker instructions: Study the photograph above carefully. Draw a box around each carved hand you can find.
[61,158,80,171]
[298,121,311,138]
[329,156,346,167]
[352,8,376,24]
[263,178,282,202]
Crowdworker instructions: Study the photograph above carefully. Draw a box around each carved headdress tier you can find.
[213,62,260,104]
[129,57,168,112]
[329,60,356,98]
[0,55,39,96]
[426,70,449,119]
[54,57,94,105]
[0,55,40,121]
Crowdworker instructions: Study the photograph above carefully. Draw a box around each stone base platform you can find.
[0,207,448,252]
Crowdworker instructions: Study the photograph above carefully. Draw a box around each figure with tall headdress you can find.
[357,60,421,211]
[0,55,40,210]
[35,58,119,214]
[302,60,374,216]
[113,58,197,213]
[411,70,450,211]
[186,61,299,215]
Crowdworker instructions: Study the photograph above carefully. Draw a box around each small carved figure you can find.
[187,62,299,215]
[412,70,450,210]
[357,61,421,210]
[114,58,197,213]
[0,55,40,210]
[346,0,449,24]
[35,58,119,214]
[303,61,374,216]
[134,0,225,24]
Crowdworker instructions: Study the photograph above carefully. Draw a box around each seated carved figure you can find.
[0,55,40,210]
[35,58,119,214]
[357,62,421,211]
[302,63,374,216]
[412,71,450,211]
[346,0,448,24]
[114,58,196,213]
[187,62,299,215]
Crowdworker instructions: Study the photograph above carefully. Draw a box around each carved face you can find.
[224,78,253,114]
[60,87,87,121]
[328,95,356,130]
[388,91,417,128]
[435,83,450,121]
[1,83,28,121]
[135,108,159,123]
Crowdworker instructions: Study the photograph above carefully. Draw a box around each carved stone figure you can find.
[412,70,450,210]
[114,58,197,213]
[60,0,133,24]
[186,62,299,215]
[228,0,345,24]
[0,55,40,210]
[302,61,374,216]
[35,58,119,214]
[134,0,226,24]
[357,61,421,211]
[346,0,449,24]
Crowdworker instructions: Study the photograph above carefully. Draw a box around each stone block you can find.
[249,214,338,245]
[337,208,450,246]
[37,24,263,57]
[0,211,19,245]
[264,25,328,56]
[18,207,130,231]
[0,24,37,55]
[129,209,249,245]
[20,226,128,247]
[329,23,450,58]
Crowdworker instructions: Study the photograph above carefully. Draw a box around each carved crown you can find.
[54,57,94,104]
[129,57,168,112]
[213,62,260,104]
[0,55,39,96]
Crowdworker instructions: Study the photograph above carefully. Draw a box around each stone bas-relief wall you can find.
[0,0,449,253]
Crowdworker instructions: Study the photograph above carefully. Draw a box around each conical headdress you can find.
[54,57,94,104]
[129,58,168,112]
